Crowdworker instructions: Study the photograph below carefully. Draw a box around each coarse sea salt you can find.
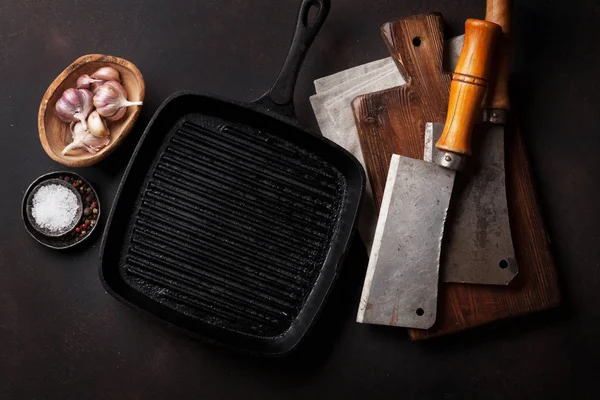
[31,184,79,232]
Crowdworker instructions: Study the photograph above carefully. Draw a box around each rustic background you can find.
[1,0,598,398]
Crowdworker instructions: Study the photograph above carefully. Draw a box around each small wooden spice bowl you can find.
[38,54,145,167]
[22,171,102,250]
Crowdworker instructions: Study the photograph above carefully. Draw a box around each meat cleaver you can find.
[357,19,501,329]
[423,0,518,286]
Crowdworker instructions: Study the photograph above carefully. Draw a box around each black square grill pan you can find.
[100,0,365,355]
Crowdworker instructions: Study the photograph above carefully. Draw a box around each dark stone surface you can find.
[1,0,598,398]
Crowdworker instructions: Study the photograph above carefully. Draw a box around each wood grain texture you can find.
[486,0,511,32]
[437,19,500,155]
[38,54,145,167]
[351,13,560,340]
[352,13,451,203]
[484,0,512,109]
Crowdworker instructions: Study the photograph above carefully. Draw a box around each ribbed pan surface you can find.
[122,117,346,337]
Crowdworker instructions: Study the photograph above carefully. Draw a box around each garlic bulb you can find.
[76,74,102,89]
[93,81,142,121]
[91,66,120,82]
[55,88,94,130]
[62,121,110,155]
[87,111,110,137]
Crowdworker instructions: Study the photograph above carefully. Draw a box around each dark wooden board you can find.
[351,13,561,340]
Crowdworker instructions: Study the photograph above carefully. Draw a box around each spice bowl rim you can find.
[22,171,101,249]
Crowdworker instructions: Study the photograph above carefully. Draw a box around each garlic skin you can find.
[82,132,110,151]
[55,88,82,122]
[107,106,127,121]
[88,66,122,93]
[89,81,105,94]
[87,111,110,137]
[93,81,142,121]
[70,120,86,139]
[91,66,121,82]
[69,120,81,139]
[55,88,94,130]
[62,121,110,155]
[76,74,102,89]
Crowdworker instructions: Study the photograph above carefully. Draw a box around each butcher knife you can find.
[357,19,501,329]
[423,0,518,285]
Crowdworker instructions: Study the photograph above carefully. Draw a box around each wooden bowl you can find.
[38,54,145,167]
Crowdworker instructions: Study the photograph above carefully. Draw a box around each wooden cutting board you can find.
[351,13,561,340]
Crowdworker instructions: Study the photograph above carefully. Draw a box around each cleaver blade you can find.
[425,120,518,285]
[357,150,454,328]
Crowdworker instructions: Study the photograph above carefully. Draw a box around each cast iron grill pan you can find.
[126,116,345,337]
[100,0,365,355]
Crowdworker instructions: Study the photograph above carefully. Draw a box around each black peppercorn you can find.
[84,207,91,216]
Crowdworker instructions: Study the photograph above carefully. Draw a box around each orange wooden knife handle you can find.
[436,19,501,155]
[484,0,511,110]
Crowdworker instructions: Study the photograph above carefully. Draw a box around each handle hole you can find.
[499,259,508,269]
[412,37,422,47]
[416,308,424,316]
[303,1,321,27]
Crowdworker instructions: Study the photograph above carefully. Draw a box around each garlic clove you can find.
[91,66,121,82]
[62,121,110,155]
[82,133,110,152]
[75,88,94,130]
[77,88,94,115]
[69,121,80,139]
[71,121,86,138]
[76,74,103,89]
[87,111,110,137]
[62,121,88,155]
[93,81,142,121]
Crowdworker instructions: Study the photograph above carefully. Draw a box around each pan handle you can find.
[254,0,331,117]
